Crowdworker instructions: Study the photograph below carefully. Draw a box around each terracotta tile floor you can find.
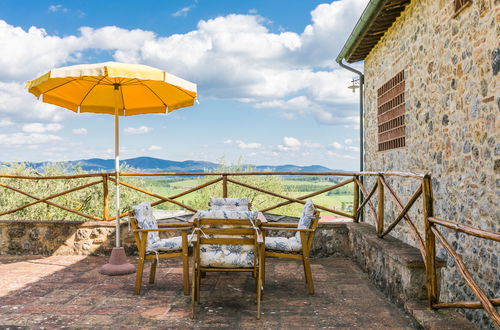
[0,255,416,328]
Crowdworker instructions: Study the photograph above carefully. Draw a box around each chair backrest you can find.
[209,197,250,211]
[193,210,261,268]
[131,202,160,251]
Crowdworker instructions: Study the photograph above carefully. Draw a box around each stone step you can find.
[404,300,477,329]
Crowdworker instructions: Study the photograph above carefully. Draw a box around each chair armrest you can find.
[261,227,315,232]
[158,222,193,228]
[133,227,191,233]
[261,222,298,227]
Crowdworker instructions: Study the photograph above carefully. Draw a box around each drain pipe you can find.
[336,59,364,221]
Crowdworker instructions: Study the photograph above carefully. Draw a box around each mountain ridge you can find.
[3,156,345,173]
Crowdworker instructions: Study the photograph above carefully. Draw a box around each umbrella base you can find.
[99,247,135,276]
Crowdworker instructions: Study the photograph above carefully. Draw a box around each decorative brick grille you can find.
[377,71,405,151]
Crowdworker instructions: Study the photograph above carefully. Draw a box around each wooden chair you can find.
[190,210,264,319]
[262,200,320,294]
[130,202,191,296]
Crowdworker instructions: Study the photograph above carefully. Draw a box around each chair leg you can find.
[262,252,266,287]
[149,259,157,284]
[134,257,145,295]
[302,256,314,295]
[182,252,190,296]
[196,266,201,303]
[257,258,262,319]
[191,248,199,318]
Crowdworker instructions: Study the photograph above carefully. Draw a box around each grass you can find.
[145,176,354,217]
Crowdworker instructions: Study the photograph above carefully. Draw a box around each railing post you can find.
[103,174,109,221]
[423,174,437,308]
[222,174,228,198]
[353,176,359,222]
[377,175,384,235]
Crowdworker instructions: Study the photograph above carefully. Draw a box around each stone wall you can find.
[362,0,499,327]
[0,220,134,256]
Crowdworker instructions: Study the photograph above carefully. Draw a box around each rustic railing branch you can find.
[432,299,500,309]
[431,226,500,325]
[0,181,103,221]
[379,176,427,264]
[429,217,500,242]
[379,184,422,238]
[108,177,197,214]
[261,178,354,214]
[226,177,353,218]
[354,177,378,222]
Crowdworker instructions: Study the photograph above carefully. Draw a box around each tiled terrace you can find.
[0,255,416,328]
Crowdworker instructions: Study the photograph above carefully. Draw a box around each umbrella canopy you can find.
[26,61,197,115]
[26,62,197,275]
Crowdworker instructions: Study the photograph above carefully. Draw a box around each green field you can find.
[144,175,355,217]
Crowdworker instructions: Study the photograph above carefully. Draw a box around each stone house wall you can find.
[362,0,499,327]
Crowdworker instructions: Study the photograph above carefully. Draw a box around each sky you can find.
[0,0,367,170]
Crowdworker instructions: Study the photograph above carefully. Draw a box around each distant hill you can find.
[3,156,342,173]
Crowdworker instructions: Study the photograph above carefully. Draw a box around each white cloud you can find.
[225,139,261,149]
[326,150,355,159]
[48,4,69,13]
[303,141,321,148]
[278,136,320,151]
[346,146,359,152]
[331,141,343,149]
[0,118,13,127]
[283,136,301,148]
[0,82,66,122]
[22,123,62,133]
[344,138,353,144]
[124,125,153,135]
[248,9,258,14]
[0,133,61,145]
[148,145,162,151]
[72,128,87,135]
[172,5,195,17]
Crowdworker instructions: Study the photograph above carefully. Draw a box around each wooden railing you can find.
[0,170,498,326]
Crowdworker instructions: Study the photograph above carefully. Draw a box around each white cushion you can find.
[265,236,302,252]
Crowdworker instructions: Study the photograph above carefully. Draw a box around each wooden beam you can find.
[429,217,500,242]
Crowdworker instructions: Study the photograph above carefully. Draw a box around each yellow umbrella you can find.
[26,61,197,275]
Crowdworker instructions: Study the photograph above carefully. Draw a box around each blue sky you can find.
[0,0,367,170]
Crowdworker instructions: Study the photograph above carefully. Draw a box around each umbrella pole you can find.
[99,84,135,276]
[115,108,120,248]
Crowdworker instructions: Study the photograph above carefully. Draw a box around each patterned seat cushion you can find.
[148,236,183,252]
[265,236,302,252]
[196,209,258,268]
[209,198,249,211]
[200,244,255,268]
[198,209,257,220]
[133,202,185,253]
